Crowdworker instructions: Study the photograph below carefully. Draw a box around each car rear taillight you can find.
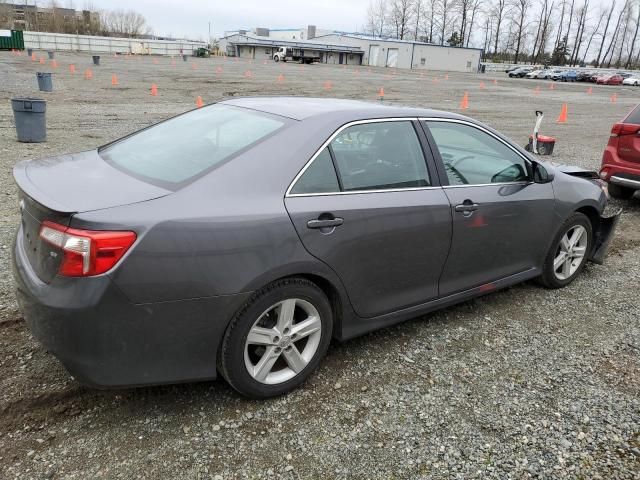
[610,122,640,137]
[39,221,136,277]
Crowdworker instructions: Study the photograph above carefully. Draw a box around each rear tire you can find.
[538,213,592,289]
[608,183,635,200]
[218,278,333,398]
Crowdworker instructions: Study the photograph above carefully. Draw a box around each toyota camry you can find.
[13,97,619,398]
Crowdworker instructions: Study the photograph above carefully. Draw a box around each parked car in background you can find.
[12,97,620,397]
[597,74,624,85]
[509,67,533,78]
[600,103,640,199]
[559,70,578,82]
[505,65,520,73]
[576,71,593,82]
[545,68,562,80]
[526,69,544,79]
[623,77,640,86]
[618,72,633,79]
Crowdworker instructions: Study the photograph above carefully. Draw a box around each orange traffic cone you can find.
[215,66,223,74]
[444,74,449,80]
[150,83,158,96]
[69,64,75,74]
[152,58,158,65]
[195,96,204,108]
[534,85,540,95]
[276,73,285,83]
[378,87,385,99]
[550,82,555,90]
[323,80,333,91]
[480,81,485,89]
[586,87,592,95]
[51,59,58,68]
[493,79,498,85]
[111,73,119,85]
[39,56,45,64]
[557,103,568,123]
[244,70,253,78]
[84,68,93,80]
[460,92,469,110]
[31,52,36,62]
[611,93,617,103]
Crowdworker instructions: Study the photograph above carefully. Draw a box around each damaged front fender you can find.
[590,208,622,264]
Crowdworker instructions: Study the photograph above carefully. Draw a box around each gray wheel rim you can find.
[553,225,588,281]
[244,299,322,385]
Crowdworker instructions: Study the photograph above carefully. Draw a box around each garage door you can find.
[386,48,399,68]
[369,45,380,66]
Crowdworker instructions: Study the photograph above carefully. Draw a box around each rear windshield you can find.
[99,105,286,187]
[625,104,640,125]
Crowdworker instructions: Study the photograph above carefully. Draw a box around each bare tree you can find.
[626,2,640,67]
[569,0,589,66]
[511,0,531,63]
[492,0,508,55]
[390,0,413,39]
[465,0,481,47]
[602,0,629,67]
[594,1,616,66]
[366,0,389,37]
[413,0,423,39]
[101,9,150,38]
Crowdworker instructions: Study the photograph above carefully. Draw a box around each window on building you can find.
[421,58,426,65]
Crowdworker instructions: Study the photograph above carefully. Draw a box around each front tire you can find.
[273,55,280,62]
[218,278,333,398]
[538,213,592,289]
[608,183,635,200]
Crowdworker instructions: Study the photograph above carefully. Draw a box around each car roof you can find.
[220,96,464,122]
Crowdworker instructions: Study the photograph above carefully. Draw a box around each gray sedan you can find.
[12,98,619,398]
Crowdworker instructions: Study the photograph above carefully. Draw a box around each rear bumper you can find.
[12,227,251,388]
[600,148,640,188]
[590,209,621,265]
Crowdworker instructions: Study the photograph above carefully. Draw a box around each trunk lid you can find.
[14,150,171,214]
[14,150,170,283]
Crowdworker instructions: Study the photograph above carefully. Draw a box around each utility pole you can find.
[208,21,211,47]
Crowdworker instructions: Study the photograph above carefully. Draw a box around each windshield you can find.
[100,105,286,188]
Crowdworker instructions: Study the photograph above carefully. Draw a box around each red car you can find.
[600,103,640,199]
[597,74,624,85]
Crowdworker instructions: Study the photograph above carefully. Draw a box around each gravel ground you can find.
[0,51,639,479]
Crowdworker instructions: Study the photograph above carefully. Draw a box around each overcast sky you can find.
[88,0,372,40]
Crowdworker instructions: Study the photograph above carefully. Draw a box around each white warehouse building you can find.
[316,33,483,73]
[219,27,483,73]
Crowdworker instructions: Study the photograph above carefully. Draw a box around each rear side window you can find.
[100,105,285,187]
[290,148,340,194]
[625,104,640,125]
[330,121,429,191]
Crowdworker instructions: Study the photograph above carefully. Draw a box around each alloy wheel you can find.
[553,225,588,280]
[244,299,322,385]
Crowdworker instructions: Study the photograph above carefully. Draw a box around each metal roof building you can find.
[219,29,483,72]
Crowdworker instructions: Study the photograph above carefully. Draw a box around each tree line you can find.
[365,0,640,68]
[0,0,151,39]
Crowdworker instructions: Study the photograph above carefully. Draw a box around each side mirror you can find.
[532,162,554,184]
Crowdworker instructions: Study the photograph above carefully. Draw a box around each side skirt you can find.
[336,268,541,341]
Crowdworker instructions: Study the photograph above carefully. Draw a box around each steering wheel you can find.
[450,155,475,167]
[445,162,469,185]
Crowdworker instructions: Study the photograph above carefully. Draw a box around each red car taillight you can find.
[610,122,640,137]
[39,221,136,277]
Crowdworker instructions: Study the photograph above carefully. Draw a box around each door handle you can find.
[307,218,344,229]
[454,202,479,213]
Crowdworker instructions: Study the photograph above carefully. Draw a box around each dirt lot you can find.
[0,51,639,479]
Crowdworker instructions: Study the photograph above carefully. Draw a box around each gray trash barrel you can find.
[47,51,55,59]
[183,54,188,61]
[92,55,100,65]
[36,72,53,92]
[11,98,47,143]
[27,48,33,56]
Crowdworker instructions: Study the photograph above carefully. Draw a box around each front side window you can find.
[424,121,529,186]
[100,105,286,187]
[330,121,430,191]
